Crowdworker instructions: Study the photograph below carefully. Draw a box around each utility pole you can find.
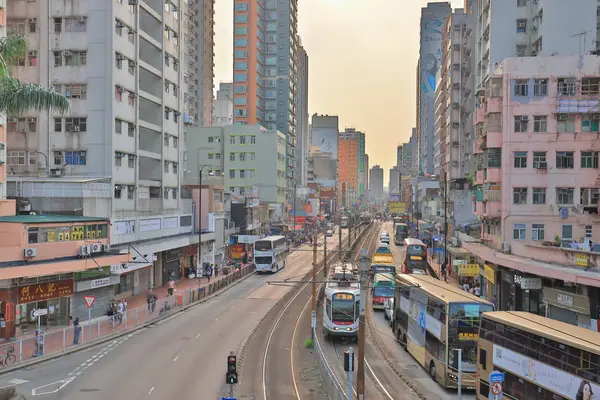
[338,216,343,262]
[311,230,317,339]
[357,248,367,399]
[443,171,448,267]
[323,234,328,277]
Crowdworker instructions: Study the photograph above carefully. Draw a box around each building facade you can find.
[468,56,600,327]
[369,165,383,201]
[389,167,399,195]
[310,114,338,191]
[232,0,299,193]
[296,44,309,188]
[417,2,451,175]
[213,83,234,127]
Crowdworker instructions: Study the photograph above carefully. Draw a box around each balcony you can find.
[473,137,484,154]
[487,97,502,113]
[483,201,501,218]
[475,200,484,217]
[484,168,501,183]
[474,105,485,124]
[485,131,502,148]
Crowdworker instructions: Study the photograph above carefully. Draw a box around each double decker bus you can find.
[392,274,493,389]
[401,238,428,274]
[394,223,409,245]
[253,235,288,273]
[372,268,395,310]
[323,265,360,339]
[477,311,600,400]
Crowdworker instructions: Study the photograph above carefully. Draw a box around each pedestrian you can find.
[441,261,447,282]
[206,266,211,283]
[473,283,481,297]
[117,300,124,324]
[151,294,157,313]
[214,264,219,277]
[123,299,128,322]
[72,317,81,345]
[147,290,153,312]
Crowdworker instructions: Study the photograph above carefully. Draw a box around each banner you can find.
[388,202,406,213]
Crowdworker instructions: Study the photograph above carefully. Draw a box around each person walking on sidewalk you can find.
[147,290,153,312]
[441,261,448,282]
[151,293,157,313]
[117,300,124,324]
[72,317,81,345]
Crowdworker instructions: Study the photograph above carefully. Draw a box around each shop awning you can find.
[0,254,132,280]
[461,241,600,288]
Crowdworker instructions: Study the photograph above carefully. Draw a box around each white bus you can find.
[323,265,360,339]
[253,235,288,273]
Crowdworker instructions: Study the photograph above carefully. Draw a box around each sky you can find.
[214,0,464,183]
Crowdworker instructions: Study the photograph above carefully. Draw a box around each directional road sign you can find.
[491,382,503,395]
[490,371,504,383]
[33,309,48,317]
[84,296,96,309]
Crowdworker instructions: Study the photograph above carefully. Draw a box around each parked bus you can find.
[372,270,395,310]
[392,274,493,389]
[323,265,360,339]
[477,311,600,400]
[340,216,349,228]
[394,223,409,245]
[401,238,428,274]
[253,235,288,273]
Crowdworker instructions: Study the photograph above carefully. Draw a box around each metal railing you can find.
[313,327,349,400]
[0,266,255,369]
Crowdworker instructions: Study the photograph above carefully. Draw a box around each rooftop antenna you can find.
[572,30,591,55]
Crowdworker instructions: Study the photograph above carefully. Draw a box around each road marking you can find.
[148,387,154,395]
[195,333,201,338]
[215,317,219,321]
[365,355,394,399]
[0,378,29,389]
[31,378,75,396]
[173,356,179,362]
[230,305,235,309]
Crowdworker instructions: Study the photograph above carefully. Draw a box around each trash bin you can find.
[177,293,183,306]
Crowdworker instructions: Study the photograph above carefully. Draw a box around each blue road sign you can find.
[490,371,504,383]
[222,398,236,400]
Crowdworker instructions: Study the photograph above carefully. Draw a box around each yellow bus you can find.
[477,311,600,400]
[392,274,493,389]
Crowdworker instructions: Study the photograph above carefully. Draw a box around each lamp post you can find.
[198,165,214,272]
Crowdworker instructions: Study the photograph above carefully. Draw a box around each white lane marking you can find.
[365,358,394,399]
[215,317,219,321]
[148,387,155,395]
[0,378,29,388]
[173,356,179,362]
[195,333,201,338]
[31,378,75,396]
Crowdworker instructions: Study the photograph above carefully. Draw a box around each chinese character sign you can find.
[18,280,74,304]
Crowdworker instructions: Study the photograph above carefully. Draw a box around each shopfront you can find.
[15,279,73,336]
[482,264,498,304]
[162,248,183,283]
[111,259,153,298]
[499,269,542,314]
[446,247,473,281]
[72,270,121,320]
[543,286,591,328]
[455,261,480,289]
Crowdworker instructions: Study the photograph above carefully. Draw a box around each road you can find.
[364,221,475,400]
[0,230,349,400]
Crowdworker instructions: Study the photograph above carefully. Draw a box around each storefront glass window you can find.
[117,274,133,295]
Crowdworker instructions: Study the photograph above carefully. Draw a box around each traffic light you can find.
[225,355,238,384]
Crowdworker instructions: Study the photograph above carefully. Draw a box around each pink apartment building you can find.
[466,56,600,329]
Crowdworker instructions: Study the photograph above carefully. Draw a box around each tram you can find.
[322,265,360,339]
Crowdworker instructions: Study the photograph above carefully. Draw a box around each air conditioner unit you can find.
[128,60,136,67]
[537,161,548,168]
[453,44,460,51]
[79,245,91,256]
[28,51,37,57]
[128,28,135,34]
[69,125,80,132]
[103,244,111,252]
[77,17,87,22]
[452,141,460,147]
[557,114,568,121]
[116,54,125,61]
[28,18,37,24]
[116,22,125,28]
[63,50,72,56]
[592,114,600,120]
[91,243,102,253]
[24,248,37,258]
[118,87,125,93]
[49,168,62,177]
[128,0,138,4]
[26,118,36,123]
[452,122,460,128]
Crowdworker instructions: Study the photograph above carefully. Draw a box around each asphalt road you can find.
[0,230,348,400]
[365,222,475,400]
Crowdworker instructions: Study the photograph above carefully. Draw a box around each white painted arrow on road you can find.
[31,377,75,396]
[0,378,29,389]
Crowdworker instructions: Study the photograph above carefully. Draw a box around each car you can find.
[384,298,394,325]
[325,229,334,237]
[380,236,390,245]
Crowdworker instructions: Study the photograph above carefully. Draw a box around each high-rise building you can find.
[417,2,451,175]
[417,2,451,174]
[364,154,369,197]
[186,0,215,126]
[232,0,299,193]
[396,145,403,171]
[5,1,192,256]
[213,83,234,127]
[296,44,309,188]
[400,128,417,176]
[337,128,365,206]
[369,165,384,200]
[310,114,338,191]
[389,167,399,194]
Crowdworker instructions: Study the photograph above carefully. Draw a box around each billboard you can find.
[318,188,336,199]
[311,126,338,160]
[388,202,406,214]
[312,157,337,188]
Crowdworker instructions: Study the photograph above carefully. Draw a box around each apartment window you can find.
[581,188,600,206]
[164,161,169,173]
[516,19,527,33]
[64,84,87,99]
[128,123,135,137]
[64,51,87,66]
[516,44,527,57]
[514,80,528,96]
[234,39,248,47]
[115,86,123,102]
[53,151,63,165]
[514,115,528,132]
[235,62,248,71]
[28,51,37,67]
[65,117,87,132]
[533,79,548,96]
[64,17,87,32]
[556,151,574,168]
[239,135,246,145]
[513,187,528,204]
[517,0,527,7]
[239,170,245,178]
[53,51,62,66]
[557,116,575,133]
[54,118,62,132]
[128,92,135,106]
[7,151,26,165]
[164,134,169,146]
[149,187,161,199]
[533,116,547,132]
[250,135,256,144]
[581,151,599,168]
[557,78,577,96]
[235,74,248,82]
[556,187,575,204]
[532,188,546,204]
[229,169,236,179]
[115,119,122,134]
[586,225,593,238]
[172,137,178,148]
[172,163,178,174]
[128,60,135,75]
[115,152,123,167]
[215,153,221,160]
[64,150,87,165]
[208,153,214,160]
[234,97,247,105]
[250,152,256,161]
[531,151,546,168]
[229,136,236,145]
[234,15,248,23]
[127,185,135,200]
[234,27,248,35]
[531,224,544,241]
[127,155,135,168]
[230,153,235,161]
[235,85,248,94]
[581,115,600,132]
[513,224,526,240]
[562,225,573,240]
[513,151,527,168]
[582,78,600,95]
[54,17,62,33]
[114,185,122,199]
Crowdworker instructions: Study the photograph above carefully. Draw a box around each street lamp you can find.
[198,165,215,270]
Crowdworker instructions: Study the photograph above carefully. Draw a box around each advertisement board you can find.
[388,202,406,213]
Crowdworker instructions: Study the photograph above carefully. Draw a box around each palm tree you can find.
[0,33,69,115]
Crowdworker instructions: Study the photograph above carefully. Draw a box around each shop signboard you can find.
[18,280,74,304]
[575,253,589,267]
[458,264,479,277]
[520,277,542,290]
[484,264,496,284]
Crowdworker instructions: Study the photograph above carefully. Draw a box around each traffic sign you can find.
[33,309,48,317]
[491,382,503,395]
[311,310,317,328]
[221,398,236,400]
[490,371,504,383]
[84,296,96,309]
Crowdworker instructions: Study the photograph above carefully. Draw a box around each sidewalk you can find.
[428,257,459,287]
[0,265,255,366]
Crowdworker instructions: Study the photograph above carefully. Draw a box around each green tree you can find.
[0,34,69,115]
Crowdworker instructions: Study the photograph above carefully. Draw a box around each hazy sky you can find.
[214,0,463,182]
